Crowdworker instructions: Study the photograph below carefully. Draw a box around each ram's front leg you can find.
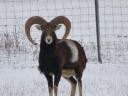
[54,74,61,96]
[44,73,53,96]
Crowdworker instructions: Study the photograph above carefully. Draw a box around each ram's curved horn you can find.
[50,16,71,43]
[25,16,47,45]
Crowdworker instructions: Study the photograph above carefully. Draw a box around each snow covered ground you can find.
[0,63,128,96]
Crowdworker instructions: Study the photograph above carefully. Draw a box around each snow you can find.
[0,63,128,96]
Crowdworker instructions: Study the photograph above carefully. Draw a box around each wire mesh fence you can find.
[0,0,128,67]
[99,0,128,63]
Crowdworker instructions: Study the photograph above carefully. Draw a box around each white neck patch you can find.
[65,40,78,63]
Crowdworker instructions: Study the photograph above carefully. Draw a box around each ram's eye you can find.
[55,25,62,30]
[35,25,42,30]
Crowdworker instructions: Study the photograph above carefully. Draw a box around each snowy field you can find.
[0,63,128,96]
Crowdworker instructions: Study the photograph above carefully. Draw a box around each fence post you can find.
[95,0,102,63]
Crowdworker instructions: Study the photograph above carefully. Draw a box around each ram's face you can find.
[35,23,61,45]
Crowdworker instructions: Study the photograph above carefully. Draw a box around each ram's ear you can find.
[35,25,42,30]
[55,24,62,30]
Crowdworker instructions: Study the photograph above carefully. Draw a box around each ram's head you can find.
[25,16,71,45]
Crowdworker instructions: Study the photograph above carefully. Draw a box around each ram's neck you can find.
[40,41,56,56]
[38,41,58,73]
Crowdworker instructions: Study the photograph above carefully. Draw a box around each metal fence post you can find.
[95,0,102,63]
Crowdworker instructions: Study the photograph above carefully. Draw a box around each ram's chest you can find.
[43,57,58,74]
